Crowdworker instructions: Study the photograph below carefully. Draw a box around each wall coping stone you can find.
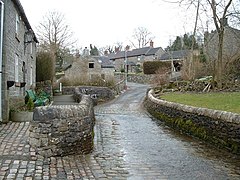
[148,89,240,124]
[29,95,95,157]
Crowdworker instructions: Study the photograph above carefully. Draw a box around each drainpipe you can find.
[0,1,4,122]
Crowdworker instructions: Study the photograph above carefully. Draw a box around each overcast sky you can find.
[20,0,198,50]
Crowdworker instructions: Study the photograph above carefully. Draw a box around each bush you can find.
[152,67,170,86]
[26,98,34,111]
[60,75,116,88]
[36,51,54,82]
[143,61,171,74]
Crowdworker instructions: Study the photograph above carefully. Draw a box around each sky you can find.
[20,0,198,50]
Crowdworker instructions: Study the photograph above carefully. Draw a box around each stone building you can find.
[0,0,38,122]
[64,55,115,83]
[108,41,165,73]
[204,18,240,71]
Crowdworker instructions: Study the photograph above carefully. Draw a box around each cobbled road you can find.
[0,82,240,179]
[93,83,240,179]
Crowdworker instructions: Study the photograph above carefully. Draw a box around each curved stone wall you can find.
[28,95,95,157]
[63,86,115,105]
[145,89,240,154]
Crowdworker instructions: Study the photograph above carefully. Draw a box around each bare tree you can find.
[37,11,75,50]
[100,42,123,55]
[36,11,76,83]
[130,27,155,48]
[172,0,237,88]
[206,0,233,88]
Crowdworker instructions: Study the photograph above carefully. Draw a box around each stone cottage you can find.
[108,41,165,73]
[64,55,115,83]
[204,18,240,76]
[0,0,38,123]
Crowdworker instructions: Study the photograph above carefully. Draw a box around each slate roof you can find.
[108,51,126,60]
[108,46,162,60]
[159,50,190,60]
[93,56,114,68]
[146,47,162,56]
[128,47,150,57]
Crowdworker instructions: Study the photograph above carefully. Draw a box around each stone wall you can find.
[127,74,154,84]
[110,79,126,95]
[2,0,37,122]
[63,86,115,105]
[144,89,240,154]
[75,86,115,105]
[28,95,95,157]
[114,73,154,84]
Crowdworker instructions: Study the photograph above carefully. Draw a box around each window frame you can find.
[15,13,20,37]
[14,54,19,82]
[89,62,94,68]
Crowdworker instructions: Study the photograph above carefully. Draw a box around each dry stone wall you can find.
[63,86,115,105]
[145,89,240,154]
[28,95,95,157]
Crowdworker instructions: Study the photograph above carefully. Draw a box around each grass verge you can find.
[160,92,240,114]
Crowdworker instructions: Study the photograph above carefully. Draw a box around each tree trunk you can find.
[217,30,224,89]
[189,0,200,80]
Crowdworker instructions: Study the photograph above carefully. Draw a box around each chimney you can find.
[82,47,90,57]
[104,50,108,56]
[150,40,154,47]
[125,45,130,51]
[115,47,120,53]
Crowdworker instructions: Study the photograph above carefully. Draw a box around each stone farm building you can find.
[0,0,38,122]
[64,55,115,83]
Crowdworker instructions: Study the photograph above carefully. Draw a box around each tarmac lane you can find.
[0,82,240,179]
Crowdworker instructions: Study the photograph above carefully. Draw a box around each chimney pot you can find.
[115,47,120,53]
[150,40,154,47]
[104,50,108,56]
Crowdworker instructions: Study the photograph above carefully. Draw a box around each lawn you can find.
[160,92,240,114]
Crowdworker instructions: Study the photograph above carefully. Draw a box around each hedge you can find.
[143,61,171,74]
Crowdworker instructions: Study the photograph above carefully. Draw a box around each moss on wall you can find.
[144,99,240,154]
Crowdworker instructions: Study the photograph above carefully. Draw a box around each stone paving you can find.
[0,121,130,180]
[0,83,240,179]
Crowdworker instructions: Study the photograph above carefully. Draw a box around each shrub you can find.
[143,61,171,74]
[151,67,170,86]
[26,98,34,111]
[36,51,54,82]
[60,75,116,88]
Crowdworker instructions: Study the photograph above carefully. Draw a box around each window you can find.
[30,67,33,85]
[15,14,20,37]
[30,43,33,55]
[15,54,19,82]
[89,62,94,68]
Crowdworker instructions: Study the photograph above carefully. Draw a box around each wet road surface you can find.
[0,82,240,179]
[93,82,240,179]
